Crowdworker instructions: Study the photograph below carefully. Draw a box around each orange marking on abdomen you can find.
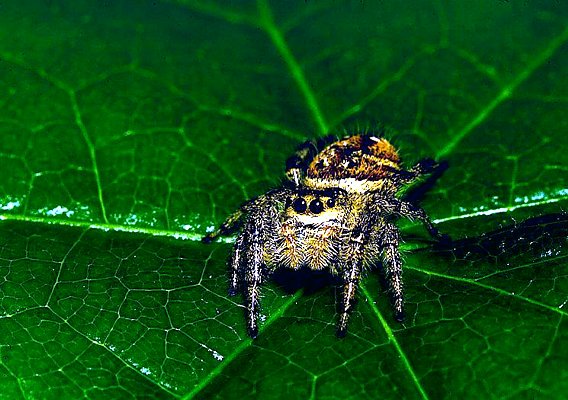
[307,135,401,181]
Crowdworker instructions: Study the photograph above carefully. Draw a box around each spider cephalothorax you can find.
[203,134,444,338]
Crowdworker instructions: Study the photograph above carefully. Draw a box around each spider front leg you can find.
[380,223,405,321]
[228,233,246,296]
[243,235,264,339]
[337,228,368,337]
[202,208,246,243]
[285,135,336,186]
[203,210,263,336]
[285,140,316,186]
[409,158,439,177]
[237,191,286,338]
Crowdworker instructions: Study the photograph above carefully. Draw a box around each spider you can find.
[203,134,445,338]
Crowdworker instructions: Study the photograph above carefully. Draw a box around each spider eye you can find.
[326,198,335,208]
[292,197,307,213]
[309,199,324,214]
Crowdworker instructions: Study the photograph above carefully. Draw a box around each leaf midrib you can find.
[4,1,567,398]
[360,285,430,400]
[3,192,568,241]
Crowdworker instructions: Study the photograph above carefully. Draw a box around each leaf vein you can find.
[407,266,567,316]
[436,26,568,158]
[360,284,430,400]
[257,0,328,135]
[181,292,303,399]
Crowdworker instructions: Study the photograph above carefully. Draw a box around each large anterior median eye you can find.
[309,199,324,214]
[292,197,307,213]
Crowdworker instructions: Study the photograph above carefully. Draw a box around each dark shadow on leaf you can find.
[403,160,450,204]
[271,267,340,295]
[429,212,568,262]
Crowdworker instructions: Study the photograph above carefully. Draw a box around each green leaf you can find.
[1,0,567,399]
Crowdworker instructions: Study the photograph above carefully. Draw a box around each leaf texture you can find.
[0,1,567,399]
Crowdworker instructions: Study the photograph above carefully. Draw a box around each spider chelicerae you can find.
[203,134,445,338]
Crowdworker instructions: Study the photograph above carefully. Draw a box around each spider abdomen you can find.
[307,135,401,181]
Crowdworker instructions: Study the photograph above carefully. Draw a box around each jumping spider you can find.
[203,134,445,338]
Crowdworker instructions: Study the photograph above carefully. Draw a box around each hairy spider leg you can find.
[402,159,452,243]
[238,189,289,338]
[202,208,246,243]
[409,158,440,178]
[371,196,446,322]
[243,228,263,339]
[380,224,405,321]
[396,200,445,241]
[228,233,246,296]
[378,197,444,241]
[285,141,317,186]
[285,135,337,186]
[384,158,443,188]
[337,225,371,337]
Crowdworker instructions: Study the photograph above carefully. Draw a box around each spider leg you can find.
[285,135,336,186]
[204,211,263,337]
[202,208,245,243]
[398,200,449,242]
[378,197,446,242]
[400,200,439,238]
[228,232,246,296]
[203,186,291,244]
[239,190,287,338]
[337,228,368,337]
[390,158,445,186]
[243,236,264,339]
[285,140,317,186]
[409,158,439,177]
[380,223,405,321]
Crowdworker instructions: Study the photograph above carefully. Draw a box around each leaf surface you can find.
[1,1,567,399]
